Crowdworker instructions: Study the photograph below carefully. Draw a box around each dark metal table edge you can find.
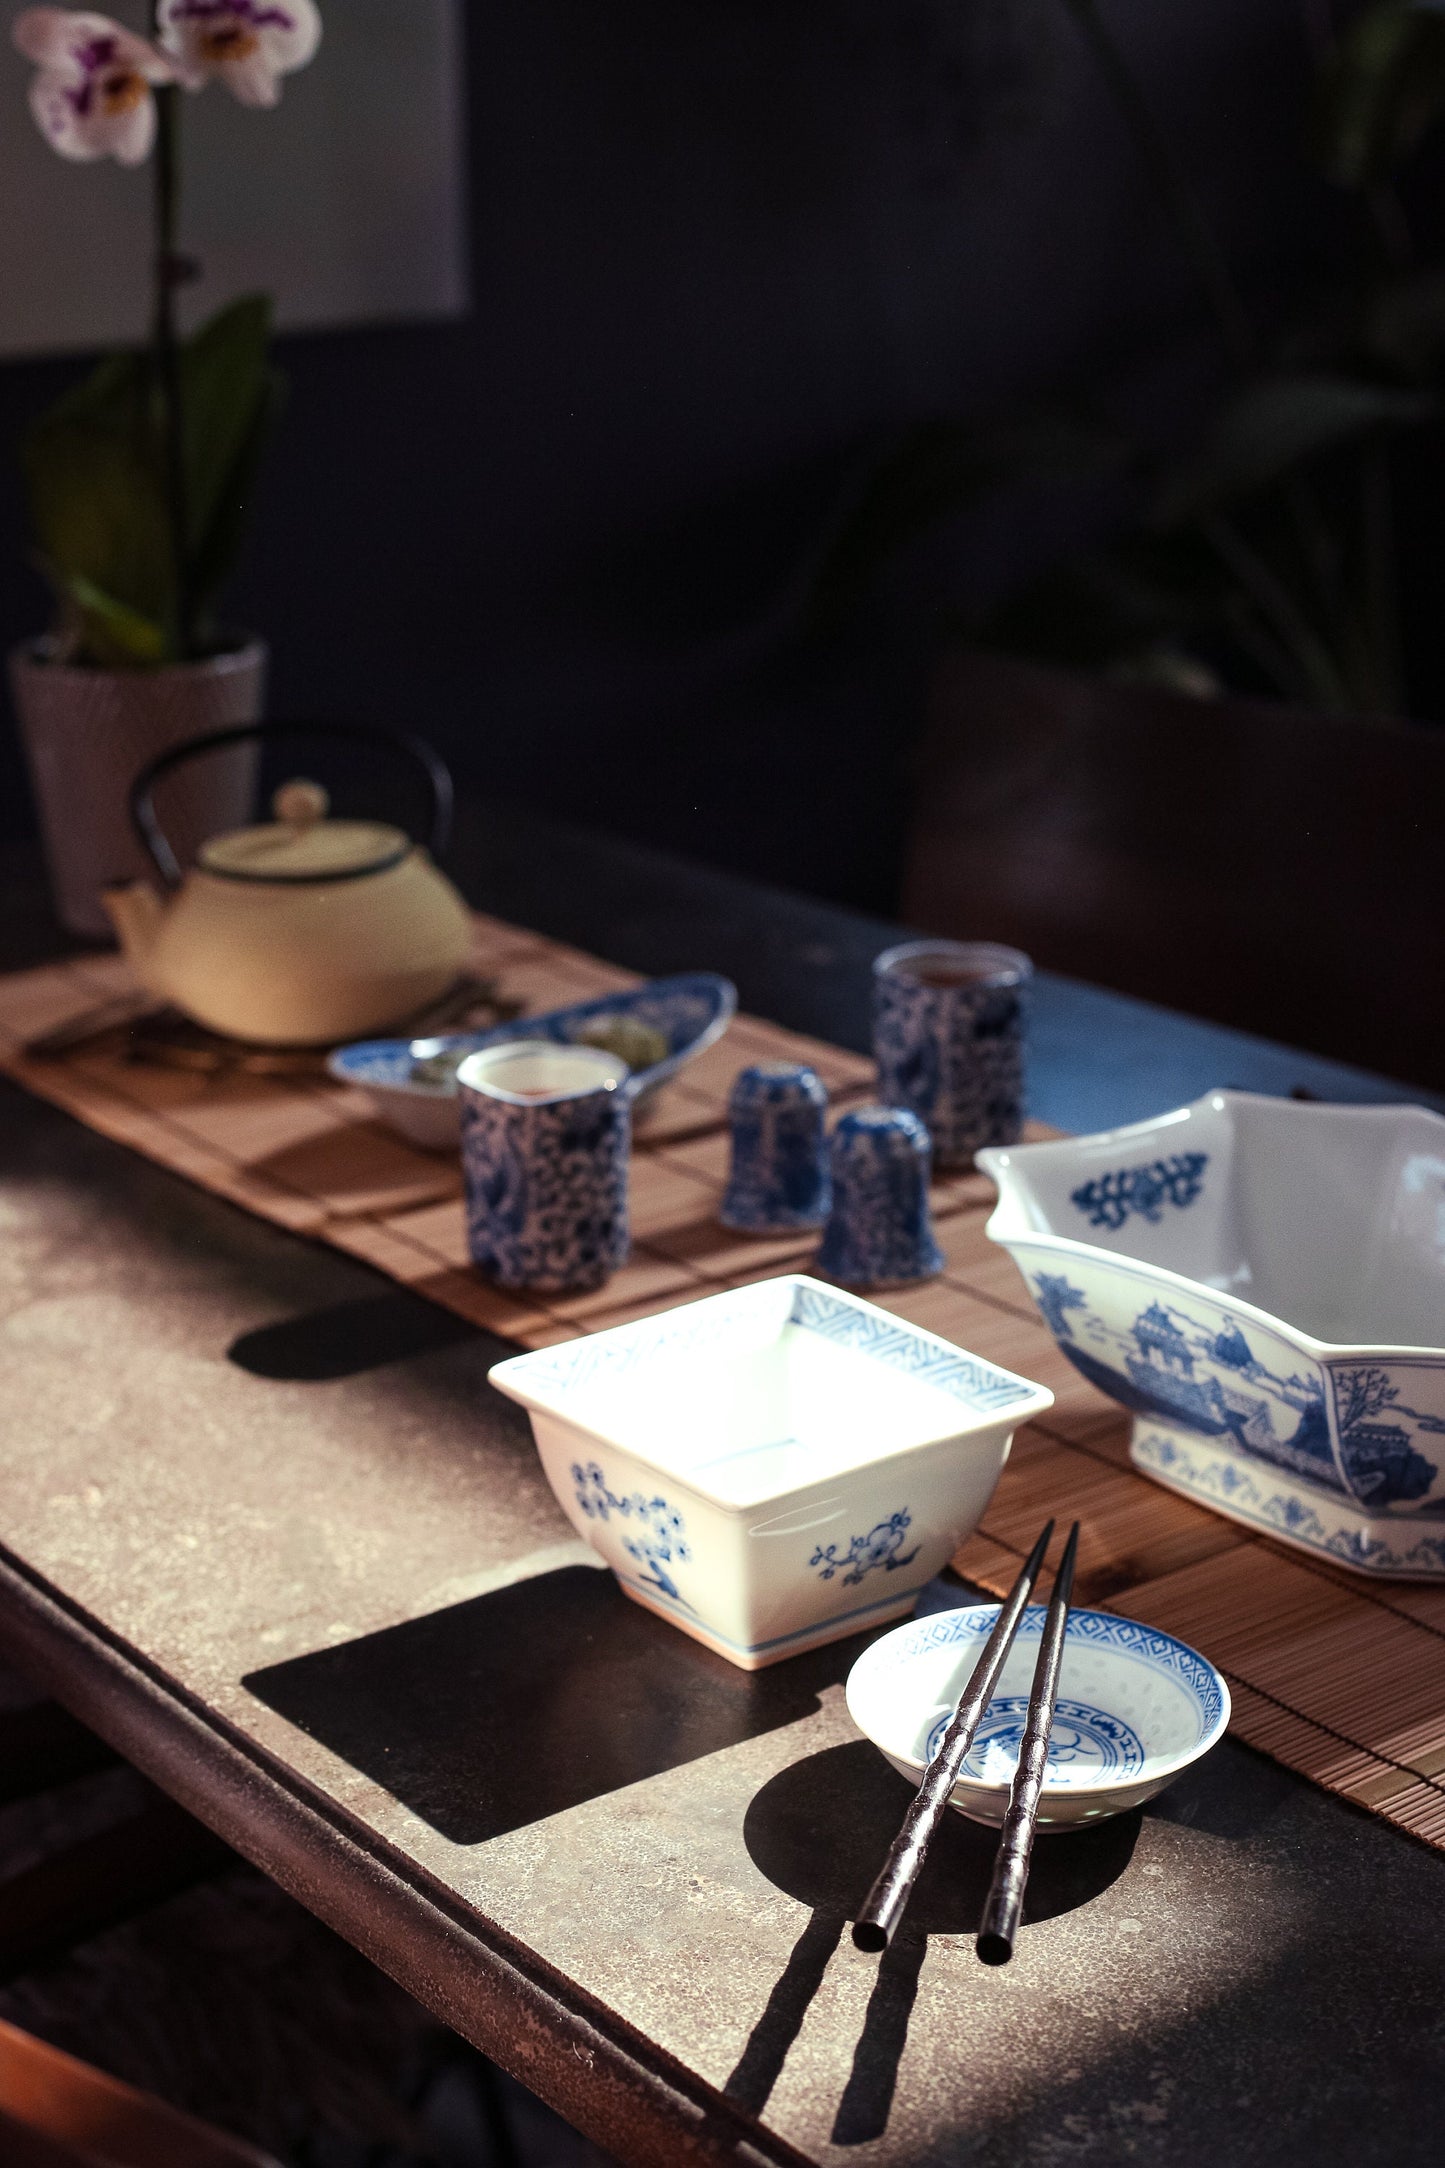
[0,1541,813,2168]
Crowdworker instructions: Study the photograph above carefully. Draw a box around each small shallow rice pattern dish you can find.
[328,972,737,1149]
[846,1602,1230,1828]
[979,1091,1445,1580]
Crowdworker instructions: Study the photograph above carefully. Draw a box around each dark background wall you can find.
[0,2,1344,911]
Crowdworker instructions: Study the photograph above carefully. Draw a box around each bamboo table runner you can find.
[2,915,1443,1853]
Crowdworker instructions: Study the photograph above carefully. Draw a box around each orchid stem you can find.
[152,69,192,660]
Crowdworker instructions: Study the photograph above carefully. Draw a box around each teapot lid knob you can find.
[273,778,330,830]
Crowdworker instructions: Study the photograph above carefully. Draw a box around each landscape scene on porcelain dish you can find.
[979,1090,1445,1580]
[328,971,736,1149]
[845,1602,1230,1828]
[488,1274,1054,1670]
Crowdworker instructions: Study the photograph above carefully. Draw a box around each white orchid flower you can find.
[158,0,319,108]
[12,8,180,164]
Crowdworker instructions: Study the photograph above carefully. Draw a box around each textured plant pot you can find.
[8,636,266,939]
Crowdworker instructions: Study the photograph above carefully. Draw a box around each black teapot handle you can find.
[129,721,455,890]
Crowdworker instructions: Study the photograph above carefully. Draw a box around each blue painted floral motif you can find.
[810,1509,920,1587]
[719,1063,831,1233]
[815,1107,943,1287]
[1070,1152,1209,1231]
[459,1069,630,1292]
[872,943,1028,1168]
[571,1461,692,1599]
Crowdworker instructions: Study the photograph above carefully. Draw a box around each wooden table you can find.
[1,804,1442,2168]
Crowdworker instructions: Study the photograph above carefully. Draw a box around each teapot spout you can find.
[102,880,167,997]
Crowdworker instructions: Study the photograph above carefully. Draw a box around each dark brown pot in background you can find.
[8,637,266,939]
[903,648,1445,1091]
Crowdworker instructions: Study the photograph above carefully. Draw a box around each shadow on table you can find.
[229,1290,479,1381]
[729,1741,1138,2142]
[244,1566,879,1845]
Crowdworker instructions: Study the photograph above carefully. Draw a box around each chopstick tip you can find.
[976,1930,1013,1966]
[851,1920,890,1955]
[1022,1516,1056,1575]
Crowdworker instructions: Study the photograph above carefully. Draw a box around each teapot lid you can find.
[198,780,411,884]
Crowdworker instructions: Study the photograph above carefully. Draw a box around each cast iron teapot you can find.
[104,722,473,1046]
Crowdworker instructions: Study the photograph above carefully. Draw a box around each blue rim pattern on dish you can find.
[1135,1425,1445,1576]
[512,1277,1038,1414]
[887,1602,1228,1743]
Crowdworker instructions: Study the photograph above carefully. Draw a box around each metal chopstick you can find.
[852,1518,1055,1953]
[975,1519,1080,1966]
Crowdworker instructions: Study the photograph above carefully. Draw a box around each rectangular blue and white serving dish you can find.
[489,1276,1054,1669]
[980,1090,1445,1580]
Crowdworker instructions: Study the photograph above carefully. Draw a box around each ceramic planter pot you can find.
[8,636,266,939]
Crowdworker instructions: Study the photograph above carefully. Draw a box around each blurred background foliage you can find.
[812,0,1445,718]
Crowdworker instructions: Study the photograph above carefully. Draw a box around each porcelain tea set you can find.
[103,725,1445,1831]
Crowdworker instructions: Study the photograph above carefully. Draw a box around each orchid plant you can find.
[10,4,321,666]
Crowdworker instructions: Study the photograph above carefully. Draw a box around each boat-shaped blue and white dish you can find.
[328,971,737,1151]
[978,1090,1445,1580]
[846,1603,1229,1827]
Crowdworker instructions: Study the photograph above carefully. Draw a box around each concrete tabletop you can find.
[0,807,1442,2168]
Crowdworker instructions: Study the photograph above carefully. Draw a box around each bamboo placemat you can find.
[2,916,1444,1853]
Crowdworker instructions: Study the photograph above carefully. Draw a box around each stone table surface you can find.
[1,808,1443,2168]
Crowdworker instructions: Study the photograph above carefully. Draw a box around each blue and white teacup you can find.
[873,939,1031,1169]
[719,1062,831,1234]
[457,1040,630,1292]
[815,1105,943,1288]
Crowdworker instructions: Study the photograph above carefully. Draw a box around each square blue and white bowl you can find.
[489,1275,1054,1669]
[979,1090,1445,1580]
[846,1602,1230,1827]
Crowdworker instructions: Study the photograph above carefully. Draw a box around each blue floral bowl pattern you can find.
[816,1106,943,1288]
[873,939,1030,1170]
[328,972,736,1150]
[489,1274,1053,1670]
[719,1062,831,1233]
[980,1091,1445,1579]
[846,1602,1230,1827]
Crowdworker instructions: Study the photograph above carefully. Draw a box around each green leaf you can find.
[1151,373,1433,525]
[179,294,279,624]
[20,296,279,664]
[60,572,168,666]
[187,364,284,637]
[22,364,175,656]
[1310,0,1445,189]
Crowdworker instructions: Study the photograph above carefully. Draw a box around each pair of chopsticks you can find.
[853,1517,1080,1966]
